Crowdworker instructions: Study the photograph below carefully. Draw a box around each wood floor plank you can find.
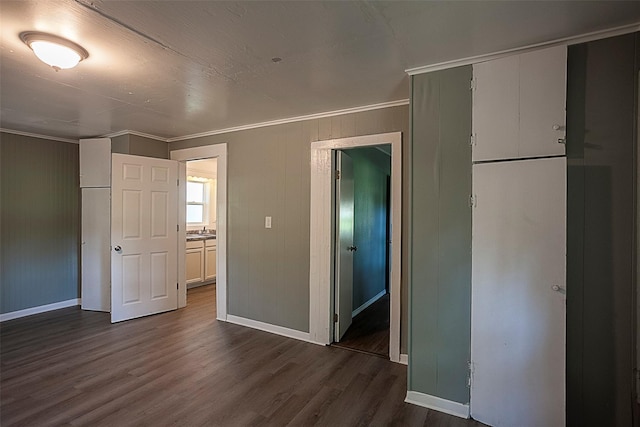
[1,285,486,426]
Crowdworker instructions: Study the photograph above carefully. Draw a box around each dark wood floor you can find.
[1,285,485,426]
[333,294,390,357]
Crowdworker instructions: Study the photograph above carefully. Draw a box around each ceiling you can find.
[1,1,639,142]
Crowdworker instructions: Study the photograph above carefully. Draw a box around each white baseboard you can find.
[352,290,386,317]
[0,298,81,322]
[399,353,408,365]
[405,391,470,419]
[226,314,322,345]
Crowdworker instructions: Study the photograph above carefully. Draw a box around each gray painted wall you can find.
[346,147,391,311]
[409,66,472,404]
[112,134,168,159]
[169,106,409,348]
[566,32,639,426]
[1,133,80,314]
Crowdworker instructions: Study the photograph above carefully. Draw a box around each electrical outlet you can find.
[265,216,272,229]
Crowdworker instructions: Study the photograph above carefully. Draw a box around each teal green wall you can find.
[1,133,80,314]
[409,66,472,403]
[347,147,391,311]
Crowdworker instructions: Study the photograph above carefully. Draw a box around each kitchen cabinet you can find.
[205,239,217,281]
[186,238,216,287]
[472,45,566,161]
[186,240,204,285]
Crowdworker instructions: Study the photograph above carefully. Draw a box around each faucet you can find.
[202,226,206,234]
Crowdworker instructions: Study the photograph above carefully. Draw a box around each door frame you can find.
[170,144,228,321]
[309,132,402,362]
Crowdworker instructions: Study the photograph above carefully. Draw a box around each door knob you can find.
[347,245,358,252]
[114,245,122,252]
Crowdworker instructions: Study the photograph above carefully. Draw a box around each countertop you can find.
[186,233,216,242]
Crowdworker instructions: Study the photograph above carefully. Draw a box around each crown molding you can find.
[406,22,640,76]
[166,99,410,142]
[0,128,79,144]
[101,129,169,142]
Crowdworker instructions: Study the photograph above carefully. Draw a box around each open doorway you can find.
[309,131,401,362]
[332,146,392,357]
[170,144,228,321]
[184,158,218,297]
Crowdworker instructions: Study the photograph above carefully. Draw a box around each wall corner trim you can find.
[0,299,81,322]
[405,391,470,419]
[226,314,322,346]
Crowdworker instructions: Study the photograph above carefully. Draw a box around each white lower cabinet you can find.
[205,239,217,281]
[186,241,204,285]
[186,238,217,287]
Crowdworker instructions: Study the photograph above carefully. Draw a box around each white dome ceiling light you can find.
[20,31,89,71]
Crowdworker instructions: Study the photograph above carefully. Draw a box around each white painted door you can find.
[335,151,355,341]
[471,157,566,426]
[473,45,567,162]
[111,154,178,323]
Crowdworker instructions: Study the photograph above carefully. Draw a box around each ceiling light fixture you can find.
[20,31,89,71]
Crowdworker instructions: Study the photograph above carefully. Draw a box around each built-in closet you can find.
[408,32,639,426]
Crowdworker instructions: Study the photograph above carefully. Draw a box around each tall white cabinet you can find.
[470,45,567,426]
[80,138,112,312]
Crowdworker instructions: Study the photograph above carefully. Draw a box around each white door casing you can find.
[170,144,228,321]
[309,132,402,363]
[111,154,179,323]
[471,157,566,426]
[335,151,355,341]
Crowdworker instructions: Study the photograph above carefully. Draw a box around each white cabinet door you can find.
[111,154,178,323]
[519,46,567,158]
[471,157,566,427]
[186,245,204,284]
[472,54,520,161]
[80,138,111,187]
[81,187,111,312]
[205,245,217,281]
[473,45,566,161]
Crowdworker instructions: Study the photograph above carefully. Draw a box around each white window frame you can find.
[186,179,210,226]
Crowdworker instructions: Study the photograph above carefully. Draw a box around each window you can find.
[187,180,208,224]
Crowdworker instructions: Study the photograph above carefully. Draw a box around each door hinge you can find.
[469,195,477,208]
[470,78,477,91]
[334,313,338,323]
[469,134,476,147]
[467,361,474,388]
[177,282,179,290]
[177,224,179,232]
[335,170,340,180]
[177,178,180,186]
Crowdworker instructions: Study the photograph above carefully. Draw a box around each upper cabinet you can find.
[472,45,567,162]
[80,138,112,187]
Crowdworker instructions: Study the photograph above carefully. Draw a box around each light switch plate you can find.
[265,216,272,229]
